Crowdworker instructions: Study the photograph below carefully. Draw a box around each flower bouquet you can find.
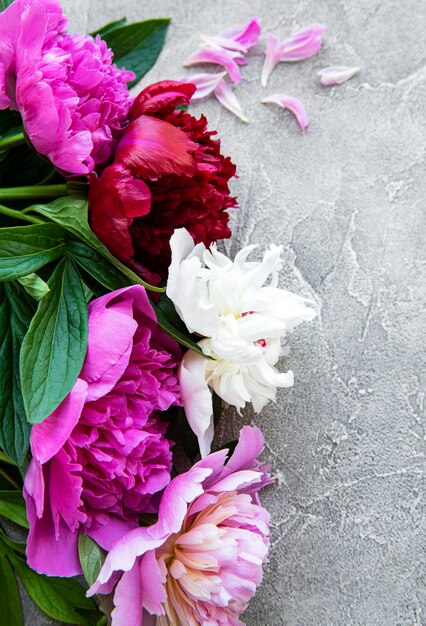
[0,1,320,624]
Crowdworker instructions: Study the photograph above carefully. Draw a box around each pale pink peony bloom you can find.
[214,79,249,122]
[318,65,360,86]
[261,24,325,86]
[89,426,273,626]
[0,0,134,176]
[23,286,181,577]
[262,94,310,133]
[179,71,227,99]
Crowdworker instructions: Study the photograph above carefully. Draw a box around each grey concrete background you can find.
[25,0,426,624]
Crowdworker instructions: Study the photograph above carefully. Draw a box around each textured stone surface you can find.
[26,0,426,624]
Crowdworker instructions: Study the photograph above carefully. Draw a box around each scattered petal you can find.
[214,79,249,122]
[218,17,261,51]
[280,24,325,62]
[183,47,244,83]
[179,71,227,99]
[318,65,360,86]
[262,94,309,133]
[261,33,284,87]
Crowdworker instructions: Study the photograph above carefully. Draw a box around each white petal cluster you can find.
[167,228,316,456]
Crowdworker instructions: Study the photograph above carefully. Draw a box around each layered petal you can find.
[128,80,195,120]
[262,94,309,133]
[115,115,198,179]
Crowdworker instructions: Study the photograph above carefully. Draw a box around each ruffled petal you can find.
[129,80,195,120]
[115,115,198,179]
[262,94,309,133]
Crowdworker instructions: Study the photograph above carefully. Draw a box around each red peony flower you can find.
[88,80,237,281]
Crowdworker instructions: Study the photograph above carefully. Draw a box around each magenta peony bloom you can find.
[89,426,273,626]
[0,0,134,175]
[23,286,181,577]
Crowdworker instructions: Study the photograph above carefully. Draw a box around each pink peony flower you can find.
[0,0,134,176]
[23,286,181,577]
[89,426,273,626]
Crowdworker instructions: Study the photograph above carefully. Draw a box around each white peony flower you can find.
[167,228,317,457]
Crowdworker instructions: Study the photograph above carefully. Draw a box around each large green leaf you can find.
[92,17,127,37]
[28,198,164,292]
[11,555,100,626]
[0,554,23,626]
[102,19,170,87]
[0,0,15,12]
[0,223,65,281]
[0,490,28,528]
[20,258,88,424]
[67,238,129,292]
[0,283,34,464]
[78,534,105,587]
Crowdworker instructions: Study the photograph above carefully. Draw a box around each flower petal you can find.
[30,378,88,464]
[214,79,249,122]
[111,562,143,626]
[183,47,244,83]
[129,80,195,120]
[261,34,284,87]
[318,65,360,86]
[179,71,227,99]
[115,115,198,179]
[179,349,214,458]
[280,24,325,62]
[221,17,261,50]
[262,94,309,133]
[166,228,220,336]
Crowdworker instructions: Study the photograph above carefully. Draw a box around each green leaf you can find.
[11,555,99,626]
[78,534,105,587]
[0,490,28,528]
[20,258,88,424]
[102,19,170,87]
[0,0,15,12]
[0,554,23,626]
[17,272,50,301]
[151,302,205,355]
[0,223,65,281]
[67,238,129,292]
[0,283,34,464]
[92,17,127,37]
[28,198,164,292]
[0,528,26,553]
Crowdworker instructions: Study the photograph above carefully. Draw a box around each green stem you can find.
[0,452,15,466]
[0,467,20,490]
[0,204,44,224]
[0,184,68,201]
[0,131,26,151]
